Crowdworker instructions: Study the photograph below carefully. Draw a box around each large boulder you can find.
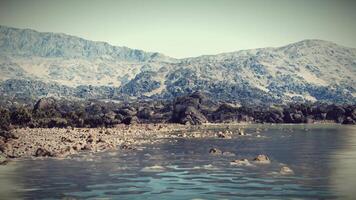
[122,116,139,125]
[171,106,207,125]
[170,92,209,125]
[117,106,137,116]
[326,105,345,123]
[34,97,57,111]
[35,148,53,157]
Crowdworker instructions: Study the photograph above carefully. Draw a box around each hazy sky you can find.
[1,0,356,58]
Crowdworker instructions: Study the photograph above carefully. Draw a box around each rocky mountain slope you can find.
[0,26,355,104]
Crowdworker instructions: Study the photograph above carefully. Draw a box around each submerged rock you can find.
[253,154,271,164]
[230,159,251,166]
[120,144,136,150]
[209,148,222,155]
[217,131,226,138]
[237,128,245,136]
[222,151,236,156]
[141,165,165,172]
[280,166,294,175]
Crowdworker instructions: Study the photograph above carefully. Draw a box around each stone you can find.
[82,144,93,151]
[120,144,136,150]
[0,130,19,140]
[217,131,226,138]
[33,97,56,110]
[35,148,53,157]
[122,116,139,125]
[0,139,5,152]
[222,151,236,156]
[237,128,245,136]
[0,153,8,165]
[253,154,270,164]
[209,148,222,155]
[280,166,294,175]
[230,159,251,166]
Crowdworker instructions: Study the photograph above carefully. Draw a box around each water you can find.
[1,124,356,200]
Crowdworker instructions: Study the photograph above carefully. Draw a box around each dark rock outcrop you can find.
[35,148,53,157]
[170,92,209,125]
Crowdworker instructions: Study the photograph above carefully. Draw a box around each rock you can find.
[122,116,139,125]
[0,153,8,165]
[141,165,166,172]
[118,107,137,116]
[0,139,5,152]
[222,151,235,156]
[82,144,93,151]
[230,159,251,166]
[237,128,245,136]
[326,105,345,123]
[137,108,154,119]
[34,97,56,111]
[86,134,95,143]
[280,166,294,175]
[120,144,136,150]
[0,130,18,140]
[342,117,355,125]
[61,136,73,143]
[171,106,208,125]
[35,148,53,157]
[209,148,222,155]
[217,131,226,138]
[253,154,271,164]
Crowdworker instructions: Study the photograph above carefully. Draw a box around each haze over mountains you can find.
[0,25,355,104]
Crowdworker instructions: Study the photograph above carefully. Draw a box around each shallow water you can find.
[1,124,356,200]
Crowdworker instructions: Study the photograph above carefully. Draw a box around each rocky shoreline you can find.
[1,123,246,162]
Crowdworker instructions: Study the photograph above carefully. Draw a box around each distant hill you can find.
[1,26,355,104]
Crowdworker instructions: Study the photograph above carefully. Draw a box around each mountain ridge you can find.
[0,25,355,104]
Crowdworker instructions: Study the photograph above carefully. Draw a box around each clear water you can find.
[1,124,356,200]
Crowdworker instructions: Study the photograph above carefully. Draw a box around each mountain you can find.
[0,26,355,104]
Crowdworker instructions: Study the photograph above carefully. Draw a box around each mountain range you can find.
[0,25,355,104]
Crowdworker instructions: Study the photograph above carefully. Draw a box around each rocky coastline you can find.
[0,91,355,164]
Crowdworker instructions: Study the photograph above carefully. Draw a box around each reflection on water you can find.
[0,124,355,199]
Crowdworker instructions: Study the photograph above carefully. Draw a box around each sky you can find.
[0,0,356,58]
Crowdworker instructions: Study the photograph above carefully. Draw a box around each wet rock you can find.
[326,105,345,123]
[280,166,294,175]
[217,131,226,138]
[222,151,235,156]
[120,144,136,150]
[141,165,165,172]
[0,153,8,165]
[230,159,251,166]
[253,154,271,164]
[342,117,355,125]
[237,128,245,136]
[209,148,222,155]
[35,148,53,157]
[0,139,5,152]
